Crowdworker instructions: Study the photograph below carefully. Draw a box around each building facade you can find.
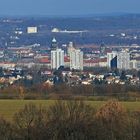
[117,52,130,70]
[27,27,37,34]
[70,49,83,70]
[67,42,75,56]
[107,52,117,68]
[51,48,64,70]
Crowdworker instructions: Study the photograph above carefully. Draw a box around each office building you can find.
[111,56,117,69]
[107,52,117,68]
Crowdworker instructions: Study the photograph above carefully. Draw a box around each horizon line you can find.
[0,12,140,18]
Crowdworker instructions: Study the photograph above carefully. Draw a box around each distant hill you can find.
[1,14,140,46]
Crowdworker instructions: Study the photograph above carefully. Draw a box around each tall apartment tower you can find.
[117,51,130,70]
[107,52,117,68]
[67,42,75,56]
[70,49,83,70]
[100,43,106,56]
[51,48,64,70]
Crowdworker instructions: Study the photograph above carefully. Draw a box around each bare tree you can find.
[13,104,39,140]
[94,100,130,140]
[0,118,14,140]
[46,100,95,140]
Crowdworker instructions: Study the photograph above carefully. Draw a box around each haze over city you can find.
[0,0,140,16]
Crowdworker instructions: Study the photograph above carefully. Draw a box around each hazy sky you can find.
[0,0,139,16]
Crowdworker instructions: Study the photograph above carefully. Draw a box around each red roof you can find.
[64,56,70,62]
[41,54,48,57]
[38,58,50,63]
[84,58,107,63]
[84,59,99,63]
[99,58,107,62]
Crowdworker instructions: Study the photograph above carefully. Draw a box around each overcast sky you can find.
[0,0,139,16]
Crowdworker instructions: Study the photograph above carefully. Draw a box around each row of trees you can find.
[0,100,140,140]
[0,83,140,100]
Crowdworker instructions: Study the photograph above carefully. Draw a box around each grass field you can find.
[0,100,140,121]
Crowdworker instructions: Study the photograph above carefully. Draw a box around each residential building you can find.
[130,60,137,69]
[107,52,117,68]
[117,51,130,70]
[51,48,64,69]
[67,42,75,56]
[70,49,83,70]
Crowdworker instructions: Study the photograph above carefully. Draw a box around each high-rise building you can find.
[70,49,83,70]
[100,43,106,56]
[51,48,64,70]
[111,56,117,69]
[130,60,137,70]
[107,52,117,68]
[67,42,75,56]
[117,51,130,70]
[107,51,130,70]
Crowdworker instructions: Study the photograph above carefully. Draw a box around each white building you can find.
[136,60,140,70]
[107,52,117,68]
[130,59,140,70]
[130,60,137,69]
[70,49,83,70]
[51,48,64,69]
[67,42,75,56]
[0,51,4,58]
[0,62,16,69]
[117,51,130,70]
[27,27,37,34]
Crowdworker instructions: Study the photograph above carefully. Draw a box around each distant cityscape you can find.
[0,15,140,88]
[0,1,140,139]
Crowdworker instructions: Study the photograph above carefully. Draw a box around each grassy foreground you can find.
[0,100,140,121]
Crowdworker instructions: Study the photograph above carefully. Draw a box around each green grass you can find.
[0,100,53,121]
[0,100,139,121]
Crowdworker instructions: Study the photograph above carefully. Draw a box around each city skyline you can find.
[0,0,140,16]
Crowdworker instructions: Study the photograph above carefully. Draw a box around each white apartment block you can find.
[51,48,64,69]
[117,51,130,70]
[70,49,83,70]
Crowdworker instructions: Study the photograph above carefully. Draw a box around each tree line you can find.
[0,83,140,100]
[0,100,140,140]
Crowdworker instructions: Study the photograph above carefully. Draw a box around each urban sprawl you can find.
[0,25,140,88]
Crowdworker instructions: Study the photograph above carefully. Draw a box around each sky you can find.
[0,0,140,16]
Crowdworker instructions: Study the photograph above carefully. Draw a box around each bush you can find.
[0,100,139,140]
[46,101,95,140]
